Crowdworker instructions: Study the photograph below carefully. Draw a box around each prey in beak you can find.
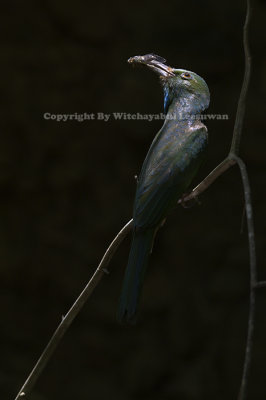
[128,53,175,77]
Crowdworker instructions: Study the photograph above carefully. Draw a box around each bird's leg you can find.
[178,192,201,208]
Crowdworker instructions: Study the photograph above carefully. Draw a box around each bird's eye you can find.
[181,72,192,80]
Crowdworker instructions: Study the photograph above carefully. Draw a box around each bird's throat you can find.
[163,86,208,119]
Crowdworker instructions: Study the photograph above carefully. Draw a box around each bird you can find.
[118,54,210,323]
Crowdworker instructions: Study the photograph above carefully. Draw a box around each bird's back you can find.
[134,119,208,229]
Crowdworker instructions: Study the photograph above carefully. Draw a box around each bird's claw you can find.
[179,193,201,208]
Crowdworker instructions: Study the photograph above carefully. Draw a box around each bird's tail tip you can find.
[117,307,138,325]
[117,228,154,324]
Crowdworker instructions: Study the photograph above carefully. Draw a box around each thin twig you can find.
[14,219,133,400]
[179,157,236,203]
[232,156,256,400]
[230,0,252,155]
[228,0,255,398]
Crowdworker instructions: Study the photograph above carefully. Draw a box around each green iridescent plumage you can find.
[118,54,210,323]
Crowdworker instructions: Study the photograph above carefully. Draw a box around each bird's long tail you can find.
[117,228,155,323]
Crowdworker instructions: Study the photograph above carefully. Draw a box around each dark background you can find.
[1,0,266,399]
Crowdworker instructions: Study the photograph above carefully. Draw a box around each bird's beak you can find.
[128,54,175,77]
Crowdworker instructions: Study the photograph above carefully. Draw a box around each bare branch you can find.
[14,219,133,400]
[179,157,236,203]
[232,156,256,400]
[230,0,252,155]
[227,1,256,399]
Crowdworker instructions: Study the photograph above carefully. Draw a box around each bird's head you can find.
[128,54,210,114]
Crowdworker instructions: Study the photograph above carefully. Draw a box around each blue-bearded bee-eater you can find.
[118,54,210,323]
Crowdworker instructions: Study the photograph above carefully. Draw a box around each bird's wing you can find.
[134,125,207,229]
